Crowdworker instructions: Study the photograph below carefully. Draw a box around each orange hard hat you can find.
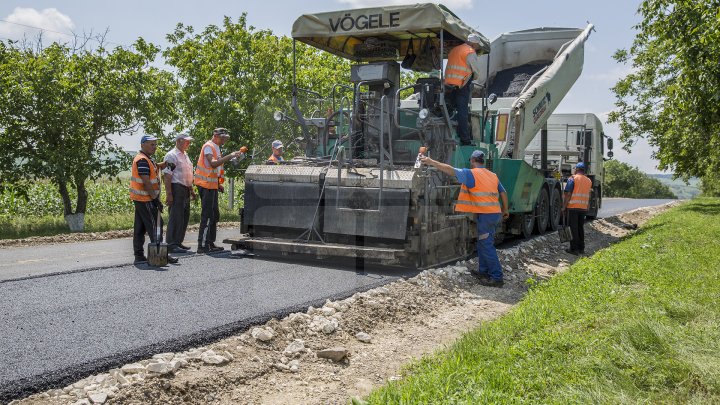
[240,146,248,153]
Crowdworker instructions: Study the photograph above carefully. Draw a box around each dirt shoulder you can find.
[0,222,240,249]
[14,202,679,405]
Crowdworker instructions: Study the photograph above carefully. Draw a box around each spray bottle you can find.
[414,146,428,169]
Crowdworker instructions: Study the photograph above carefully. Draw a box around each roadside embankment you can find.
[369,198,720,403]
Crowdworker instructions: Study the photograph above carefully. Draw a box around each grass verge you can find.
[367,198,720,404]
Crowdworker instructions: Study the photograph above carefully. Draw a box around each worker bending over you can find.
[421,150,509,287]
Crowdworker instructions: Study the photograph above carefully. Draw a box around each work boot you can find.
[134,255,148,264]
[178,243,191,250]
[167,256,179,264]
[208,243,225,252]
[478,277,504,288]
[168,245,188,253]
[471,271,491,281]
[565,249,580,256]
[196,246,209,254]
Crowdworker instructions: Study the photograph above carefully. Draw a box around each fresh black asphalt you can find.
[0,252,412,402]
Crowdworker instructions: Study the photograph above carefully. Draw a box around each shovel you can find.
[147,206,168,266]
[558,210,573,243]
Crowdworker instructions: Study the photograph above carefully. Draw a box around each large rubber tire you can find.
[533,188,550,234]
[548,187,562,231]
[586,188,600,219]
[521,211,535,239]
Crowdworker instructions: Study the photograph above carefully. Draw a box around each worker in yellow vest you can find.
[193,128,244,254]
[445,33,485,146]
[129,135,177,264]
[562,162,592,255]
[421,150,509,287]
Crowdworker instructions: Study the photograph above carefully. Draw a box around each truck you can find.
[227,3,613,268]
[524,113,613,219]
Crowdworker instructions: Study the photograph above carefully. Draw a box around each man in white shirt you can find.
[163,133,196,253]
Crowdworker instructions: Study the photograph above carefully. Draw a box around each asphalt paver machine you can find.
[227,3,600,268]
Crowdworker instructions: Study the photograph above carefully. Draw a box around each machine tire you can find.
[521,211,534,239]
[533,188,550,234]
[586,188,600,219]
[548,187,562,231]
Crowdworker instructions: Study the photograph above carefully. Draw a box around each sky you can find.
[0,0,663,173]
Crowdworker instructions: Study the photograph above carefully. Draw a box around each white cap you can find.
[467,33,483,44]
[272,140,284,149]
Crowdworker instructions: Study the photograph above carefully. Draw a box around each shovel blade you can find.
[558,227,573,243]
[147,242,169,266]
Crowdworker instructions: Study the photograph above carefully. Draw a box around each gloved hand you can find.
[152,197,164,212]
[166,161,176,171]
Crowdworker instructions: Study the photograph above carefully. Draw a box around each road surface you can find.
[0,198,675,402]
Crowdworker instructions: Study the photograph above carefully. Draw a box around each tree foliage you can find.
[0,37,178,223]
[608,0,720,182]
[700,171,720,197]
[604,160,677,199]
[164,14,351,167]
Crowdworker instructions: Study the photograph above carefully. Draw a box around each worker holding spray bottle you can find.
[420,148,509,288]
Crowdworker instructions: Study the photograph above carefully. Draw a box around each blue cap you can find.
[272,140,284,149]
[576,162,586,170]
[470,150,485,160]
[141,135,157,144]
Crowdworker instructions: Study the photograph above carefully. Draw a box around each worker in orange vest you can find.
[421,150,509,287]
[445,33,485,146]
[562,162,592,255]
[267,140,285,164]
[130,135,178,264]
[193,128,244,254]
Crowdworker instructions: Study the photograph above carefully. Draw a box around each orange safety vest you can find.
[129,153,160,202]
[445,44,475,87]
[267,154,283,163]
[455,168,502,214]
[567,174,592,210]
[194,140,224,189]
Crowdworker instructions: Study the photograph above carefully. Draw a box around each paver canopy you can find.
[291,3,489,62]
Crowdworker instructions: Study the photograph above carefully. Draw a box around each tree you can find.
[608,0,720,182]
[604,160,677,199]
[163,14,350,166]
[0,37,178,230]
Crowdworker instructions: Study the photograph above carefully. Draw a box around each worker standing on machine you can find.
[421,150,509,287]
[193,127,244,254]
[267,140,285,164]
[561,162,591,255]
[445,33,485,146]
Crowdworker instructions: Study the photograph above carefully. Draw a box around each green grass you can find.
[367,198,720,404]
[0,179,242,239]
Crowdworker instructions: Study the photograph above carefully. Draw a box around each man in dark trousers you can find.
[163,133,196,253]
[193,128,243,253]
[445,33,485,146]
[421,150,509,287]
[562,162,592,255]
[130,135,177,264]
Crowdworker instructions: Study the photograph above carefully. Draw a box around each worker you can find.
[193,128,244,254]
[562,162,592,255]
[421,150,509,287]
[445,33,485,146]
[130,135,178,264]
[162,133,196,253]
[267,140,285,163]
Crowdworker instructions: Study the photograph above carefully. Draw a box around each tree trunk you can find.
[58,181,74,216]
[75,178,88,214]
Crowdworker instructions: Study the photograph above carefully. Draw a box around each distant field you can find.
[648,174,701,199]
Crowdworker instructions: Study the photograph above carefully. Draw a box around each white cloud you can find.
[336,0,473,10]
[0,7,75,44]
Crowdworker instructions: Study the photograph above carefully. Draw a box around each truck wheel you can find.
[533,188,549,234]
[521,212,534,239]
[548,188,562,231]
